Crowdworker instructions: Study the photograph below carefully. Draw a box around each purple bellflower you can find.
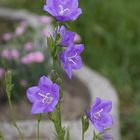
[58,26,75,46]
[60,43,84,79]
[88,97,113,132]
[26,76,59,114]
[43,0,82,22]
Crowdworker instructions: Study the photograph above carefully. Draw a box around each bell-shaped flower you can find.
[88,97,113,132]
[26,76,60,114]
[43,0,82,22]
[58,26,75,46]
[60,43,84,79]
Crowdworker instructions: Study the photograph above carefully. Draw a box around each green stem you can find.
[82,130,84,140]
[37,114,42,140]
[7,97,24,140]
[5,71,24,140]
[52,57,65,140]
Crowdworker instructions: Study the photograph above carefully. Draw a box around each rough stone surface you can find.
[0,8,120,140]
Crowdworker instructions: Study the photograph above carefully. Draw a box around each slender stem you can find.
[82,130,84,140]
[37,114,42,140]
[7,97,24,140]
[5,71,24,140]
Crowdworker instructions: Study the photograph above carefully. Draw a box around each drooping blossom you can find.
[0,68,5,79]
[21,52,45,65]
[58,26,75,46]
[23,42,33,51]
[2,33,12,41]
[60,43,84,79]
[43,0,82,22]
[88,97,113,132]
[26,76,60,114]
[39,16,53,24]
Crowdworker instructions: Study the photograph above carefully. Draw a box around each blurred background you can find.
[0,0,140,139]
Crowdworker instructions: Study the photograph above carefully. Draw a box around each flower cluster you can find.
[21,51,45,65]
[1,49,19,60]
[56,25,84,79]
[25,0,113,139]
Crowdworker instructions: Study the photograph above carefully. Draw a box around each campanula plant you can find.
[3,0,113,140]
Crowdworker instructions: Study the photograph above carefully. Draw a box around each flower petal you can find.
[94,122,104,132]
[64,63,73,79]
[38,76,52,91]
[31,102,46,114]
[98,113,113,128]
[60,26,75,46]
[70,8,82,21]
[70,56,83,69]
[75,44,84,55]
[26,86,41,103]
[51,83,60,99]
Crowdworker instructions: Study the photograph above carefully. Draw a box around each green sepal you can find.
[81,115,89,133]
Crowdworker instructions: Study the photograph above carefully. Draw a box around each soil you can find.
[0,75,90,121]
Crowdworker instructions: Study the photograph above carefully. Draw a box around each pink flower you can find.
[21,52,45,65]
[1,49,11,60]
[2,33,12,41]
[11,49,19,59]
[0,68,5,79]
[34,52,45,63]
[1,49,19,60]
[21,54,33,65]
[15,20,27,36]
[39,16,53,24]
[41,28,51,38]
[74,33,81,42]
[15,27,25,36]
[24,42,33,51]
